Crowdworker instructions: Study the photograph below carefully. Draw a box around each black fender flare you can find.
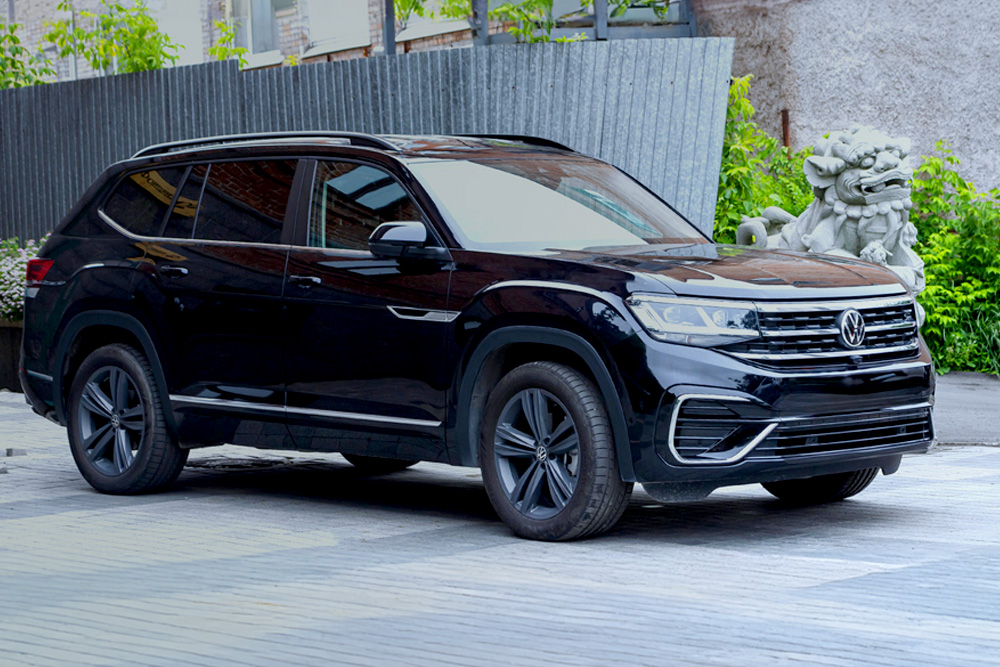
[454,325,636,482]
[52,310,175,436]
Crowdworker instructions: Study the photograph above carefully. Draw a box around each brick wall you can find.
[276,4,308,57]
[6,0,511,80]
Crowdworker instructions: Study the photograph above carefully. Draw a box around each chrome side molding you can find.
[169,395,442,428]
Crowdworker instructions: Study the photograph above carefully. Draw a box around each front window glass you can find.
[309,161,424,251]
[408,157,706,253]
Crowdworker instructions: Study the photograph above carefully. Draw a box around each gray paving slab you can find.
[2,387,1000,665]
[935,371,1000,444]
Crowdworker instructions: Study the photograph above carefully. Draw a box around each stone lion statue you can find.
[736,126,925,303]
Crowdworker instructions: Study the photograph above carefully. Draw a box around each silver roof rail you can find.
[131,131,398,159]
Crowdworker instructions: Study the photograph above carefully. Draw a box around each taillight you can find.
[25,259,54,287]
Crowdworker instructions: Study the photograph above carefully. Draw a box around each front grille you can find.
[721,296,920,369]
[663,397,933,465]
[753,406,933,458]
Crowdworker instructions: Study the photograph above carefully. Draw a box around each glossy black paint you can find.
[21,134,935,492]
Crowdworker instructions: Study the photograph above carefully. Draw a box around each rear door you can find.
[282,158,453,462]
[124,158,304,447]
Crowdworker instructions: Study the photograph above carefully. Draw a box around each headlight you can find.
[626,294,761,346]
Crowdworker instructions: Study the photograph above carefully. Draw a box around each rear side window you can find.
[309,161,424,251]
[103,167,187,237]
[192,160,297,244]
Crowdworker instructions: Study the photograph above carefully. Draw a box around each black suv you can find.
[20,133,934,540]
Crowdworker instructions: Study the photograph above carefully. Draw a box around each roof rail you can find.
[456,134,575,152]
[131,131,398,159]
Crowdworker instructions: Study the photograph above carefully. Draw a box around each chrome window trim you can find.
[98,209,293,251]
[168,395,442,428]
[667,394,777,465]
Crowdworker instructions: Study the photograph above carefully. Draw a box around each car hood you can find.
[548,243,908,300]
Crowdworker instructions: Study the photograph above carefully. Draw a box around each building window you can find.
[303,0,370,58]
[232,0,297,59]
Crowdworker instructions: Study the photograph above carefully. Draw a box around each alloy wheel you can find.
[493,388,581,519]
[76,366,145,476]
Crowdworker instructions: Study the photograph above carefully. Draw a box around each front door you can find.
[283,159,452,461]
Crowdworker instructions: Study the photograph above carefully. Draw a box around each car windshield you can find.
[408,157,708,253]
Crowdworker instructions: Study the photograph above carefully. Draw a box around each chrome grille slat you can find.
[723,295,919,368]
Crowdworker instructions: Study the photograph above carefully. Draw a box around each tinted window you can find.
[309,161,423,250]
[103,167,187,237]
[192,160,297,244]
[409,157,706,253]
[160,164,207,240]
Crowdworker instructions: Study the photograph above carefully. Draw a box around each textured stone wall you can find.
[693,0,1000,188]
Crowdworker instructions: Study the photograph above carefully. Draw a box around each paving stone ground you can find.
[2,388,1000,666]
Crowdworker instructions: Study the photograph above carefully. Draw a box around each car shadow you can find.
[173,455,916,544]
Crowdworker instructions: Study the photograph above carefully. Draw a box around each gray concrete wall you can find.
[693,0,1000,189]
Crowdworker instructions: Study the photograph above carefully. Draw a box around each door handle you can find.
[159,265,189,277]
[289,274,322,287]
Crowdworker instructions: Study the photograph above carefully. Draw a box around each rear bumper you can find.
[623,335,935,486]
[20,366,58,423]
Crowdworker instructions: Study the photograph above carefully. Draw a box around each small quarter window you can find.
[160,164,208,239]
[309,161,424,250]
[103,167,187,237]
[192,160,297,244]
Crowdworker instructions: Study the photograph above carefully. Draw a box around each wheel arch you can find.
[53,310,175,436]
[453,325,636,482]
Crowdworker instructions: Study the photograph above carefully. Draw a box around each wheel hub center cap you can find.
[110,414,121,429]
[535,445,548,461]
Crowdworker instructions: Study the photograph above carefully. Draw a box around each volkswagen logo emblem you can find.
[837,309,866,349]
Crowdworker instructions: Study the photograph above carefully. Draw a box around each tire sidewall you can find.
[68,345,159,494]
[480,364,608,541]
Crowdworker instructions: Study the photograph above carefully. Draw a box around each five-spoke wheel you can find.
[480,361,632,541]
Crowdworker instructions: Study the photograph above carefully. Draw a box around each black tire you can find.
[480,361,632,541]
[342,453,418,474]
[762,468,879,505]
[67,344,188,494]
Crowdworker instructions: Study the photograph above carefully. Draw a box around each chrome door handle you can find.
[289,274,322,287]
[159,265,189,277]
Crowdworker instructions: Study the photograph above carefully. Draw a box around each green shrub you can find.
[714,75,812,244]
[0,21,55,89]
[43,1,181,75]
[0,237,46,322]
[910,143,1000,374]
[714,78,1000,375]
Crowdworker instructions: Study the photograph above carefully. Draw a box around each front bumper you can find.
[622,334,935,486]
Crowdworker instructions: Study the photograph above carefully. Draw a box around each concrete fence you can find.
[0,38,733,241]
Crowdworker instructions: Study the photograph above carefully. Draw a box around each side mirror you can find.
[368,221,450,261]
